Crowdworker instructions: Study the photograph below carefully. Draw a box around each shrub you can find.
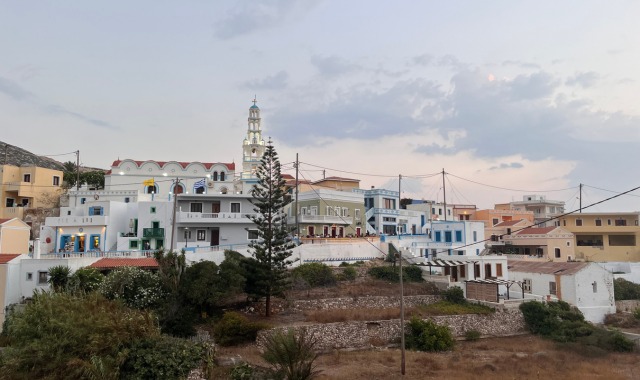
[48,265,71,292]
[230,363,255,380]
[441,286,465,304]
[262,328,320,380]
[0,292,159,380]
[119,336,205,380]
[406,317,455,352]
[291,263,337,287]
[337,267,357,282]
[464,330,481,341]
[404,265,424,282]
[99,266,165,309]
[68,267,104,294]
[213,312,268,346]
[634,308,640,320]
[614,278,640,300]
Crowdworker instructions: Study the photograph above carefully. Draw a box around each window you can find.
[473,231,477,242]
[197,230,206,241]
[310,206,318,216]
[444,231,452,243]
[595,219,602,226]
[383,198,395,209]
[592,281,598,293]
[576,219,583,226]
[334,207,340,216]
[248,229,259,240]
[549,281,557,295]
[355,209,360,218]
[326,206,332,215]
[184,230,192,239]
[53,176,60,186]
[434,231,441,242]
[190,203,203,213]
[457,250,464,255]
[523,279,532,293]
[5,198,15,207]
[231,203,240,213]
[615,219,627,226]
[496,263,503,277]
[492,218,499,226]
[124,197,130,203]
[555,248,561,258]
[607,219,612,226]
[23,174,31,183]
[150,206,156,213]
[220,172,225,181]
[129,240,139,249]
[80,197,86,204]
[213,171,218,181]
[300,207,307,215]
[432,208,436,214]
[38,271,48,285]
[448,209,451,216]
[342,208,348,217]
[455,231,462,242]
[144,184,158,194]
[438,208,443,216]
[89,206,103,216]
[26,272,33,281]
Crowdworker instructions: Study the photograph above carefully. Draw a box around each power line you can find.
[446,172,578,193]
[299,161,440,179]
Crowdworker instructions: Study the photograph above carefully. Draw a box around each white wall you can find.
[574,266,616,323]
[19,258,99,298]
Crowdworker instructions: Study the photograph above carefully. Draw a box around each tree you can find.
[247,142,295,317]
[99,266,165,309]
[81,170,105,189]
[62,161,78,189]
[47,265,71,292]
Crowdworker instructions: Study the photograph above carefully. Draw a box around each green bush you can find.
[291,263,337,287]
[48,265,71,292]
[230,363,255,380]
[213,312,268,346]
[99,266,165,309]
[406,317,455,352]
[368,265,424,283]
[337,267,357,282]
[262,328,320,380]
[634,308,640,320]
[464,330,481,341]
[68,267,104,294]
[441,286,465,304]
[119,336,205,380]
[614,278,640,300]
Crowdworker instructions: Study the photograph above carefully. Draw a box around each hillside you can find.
[0,141,65,171]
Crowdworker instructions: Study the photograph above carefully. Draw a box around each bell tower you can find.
[242,97,265,186]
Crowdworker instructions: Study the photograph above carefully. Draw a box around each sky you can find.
[1,1,640,211]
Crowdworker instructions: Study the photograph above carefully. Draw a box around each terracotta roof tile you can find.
[0,254,21,264]
[89,258,158,269]
[0,219,12,224]
[515,227,557,235]
[494,220,525,227]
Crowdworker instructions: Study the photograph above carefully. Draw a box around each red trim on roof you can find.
[112,160,235,171]
[0,219,12,224]
[0,254,21,264]
[89,258,159,269]
[494,220,525,227]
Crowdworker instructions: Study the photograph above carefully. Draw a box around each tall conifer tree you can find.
[248,141,294,316]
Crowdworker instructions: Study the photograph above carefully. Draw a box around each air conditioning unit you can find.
[207,181,214,188]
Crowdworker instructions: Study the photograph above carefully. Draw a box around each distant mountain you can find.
[0,141,66,171]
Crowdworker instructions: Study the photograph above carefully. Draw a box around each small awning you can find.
[422,260,472,267]
[465,278,521,285]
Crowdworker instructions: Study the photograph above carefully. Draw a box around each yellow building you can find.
[556,212,640,262]
[0,164,64,220]
[0,218,31,254]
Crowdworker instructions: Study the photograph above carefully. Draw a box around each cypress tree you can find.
[248,141,294,316]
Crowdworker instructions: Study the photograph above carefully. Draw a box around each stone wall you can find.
[290,295,440,312]
[616,300,640,313]
[257,309,527,351]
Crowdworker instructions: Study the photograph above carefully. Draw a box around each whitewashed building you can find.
[508,260,615,323]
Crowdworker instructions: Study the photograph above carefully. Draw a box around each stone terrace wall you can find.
[616,300,640,313]
[291,295,441,312]
[257,310,527,351]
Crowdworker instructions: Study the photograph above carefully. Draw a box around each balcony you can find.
[0,206,26,219]
[288,214,354,225]
[143,228,165,238]
[4,181,36,197]
[177,211,257,224]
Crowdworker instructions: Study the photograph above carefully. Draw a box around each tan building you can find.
[554,212,640,262]
[472,208,534,228]
[0,164,64,221]
[0,218,31,254]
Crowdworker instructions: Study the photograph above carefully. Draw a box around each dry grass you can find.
[286,278,439,300]
[217,335,639,380]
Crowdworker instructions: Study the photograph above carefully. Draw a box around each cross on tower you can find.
[253,95,257,106]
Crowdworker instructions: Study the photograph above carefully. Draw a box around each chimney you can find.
[34,238,41,259]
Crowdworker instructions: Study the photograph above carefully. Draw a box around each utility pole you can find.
[169,177,181,251]
[76,150,80,190]
[442,168,447,221]
[295,153,299,238]
[579,183,583,213]
[398,173,406,375]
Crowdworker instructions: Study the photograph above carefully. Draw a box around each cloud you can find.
[242,71,288,90]
[0,75,117,130]
[489,162,524,170]
[502,60,541,69]
[411,54,434,66]
[565,71,599,88]
[0,76,35,101]
[310,55,361,77]
[213,0,320,39]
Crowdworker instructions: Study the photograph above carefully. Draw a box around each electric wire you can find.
[446,172,578,193]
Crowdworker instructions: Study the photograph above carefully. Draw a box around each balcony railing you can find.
[177,211,257,223]
[143,228,165,238]
[287,215,354,225]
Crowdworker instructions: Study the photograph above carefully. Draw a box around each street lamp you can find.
[184,227,189,248]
